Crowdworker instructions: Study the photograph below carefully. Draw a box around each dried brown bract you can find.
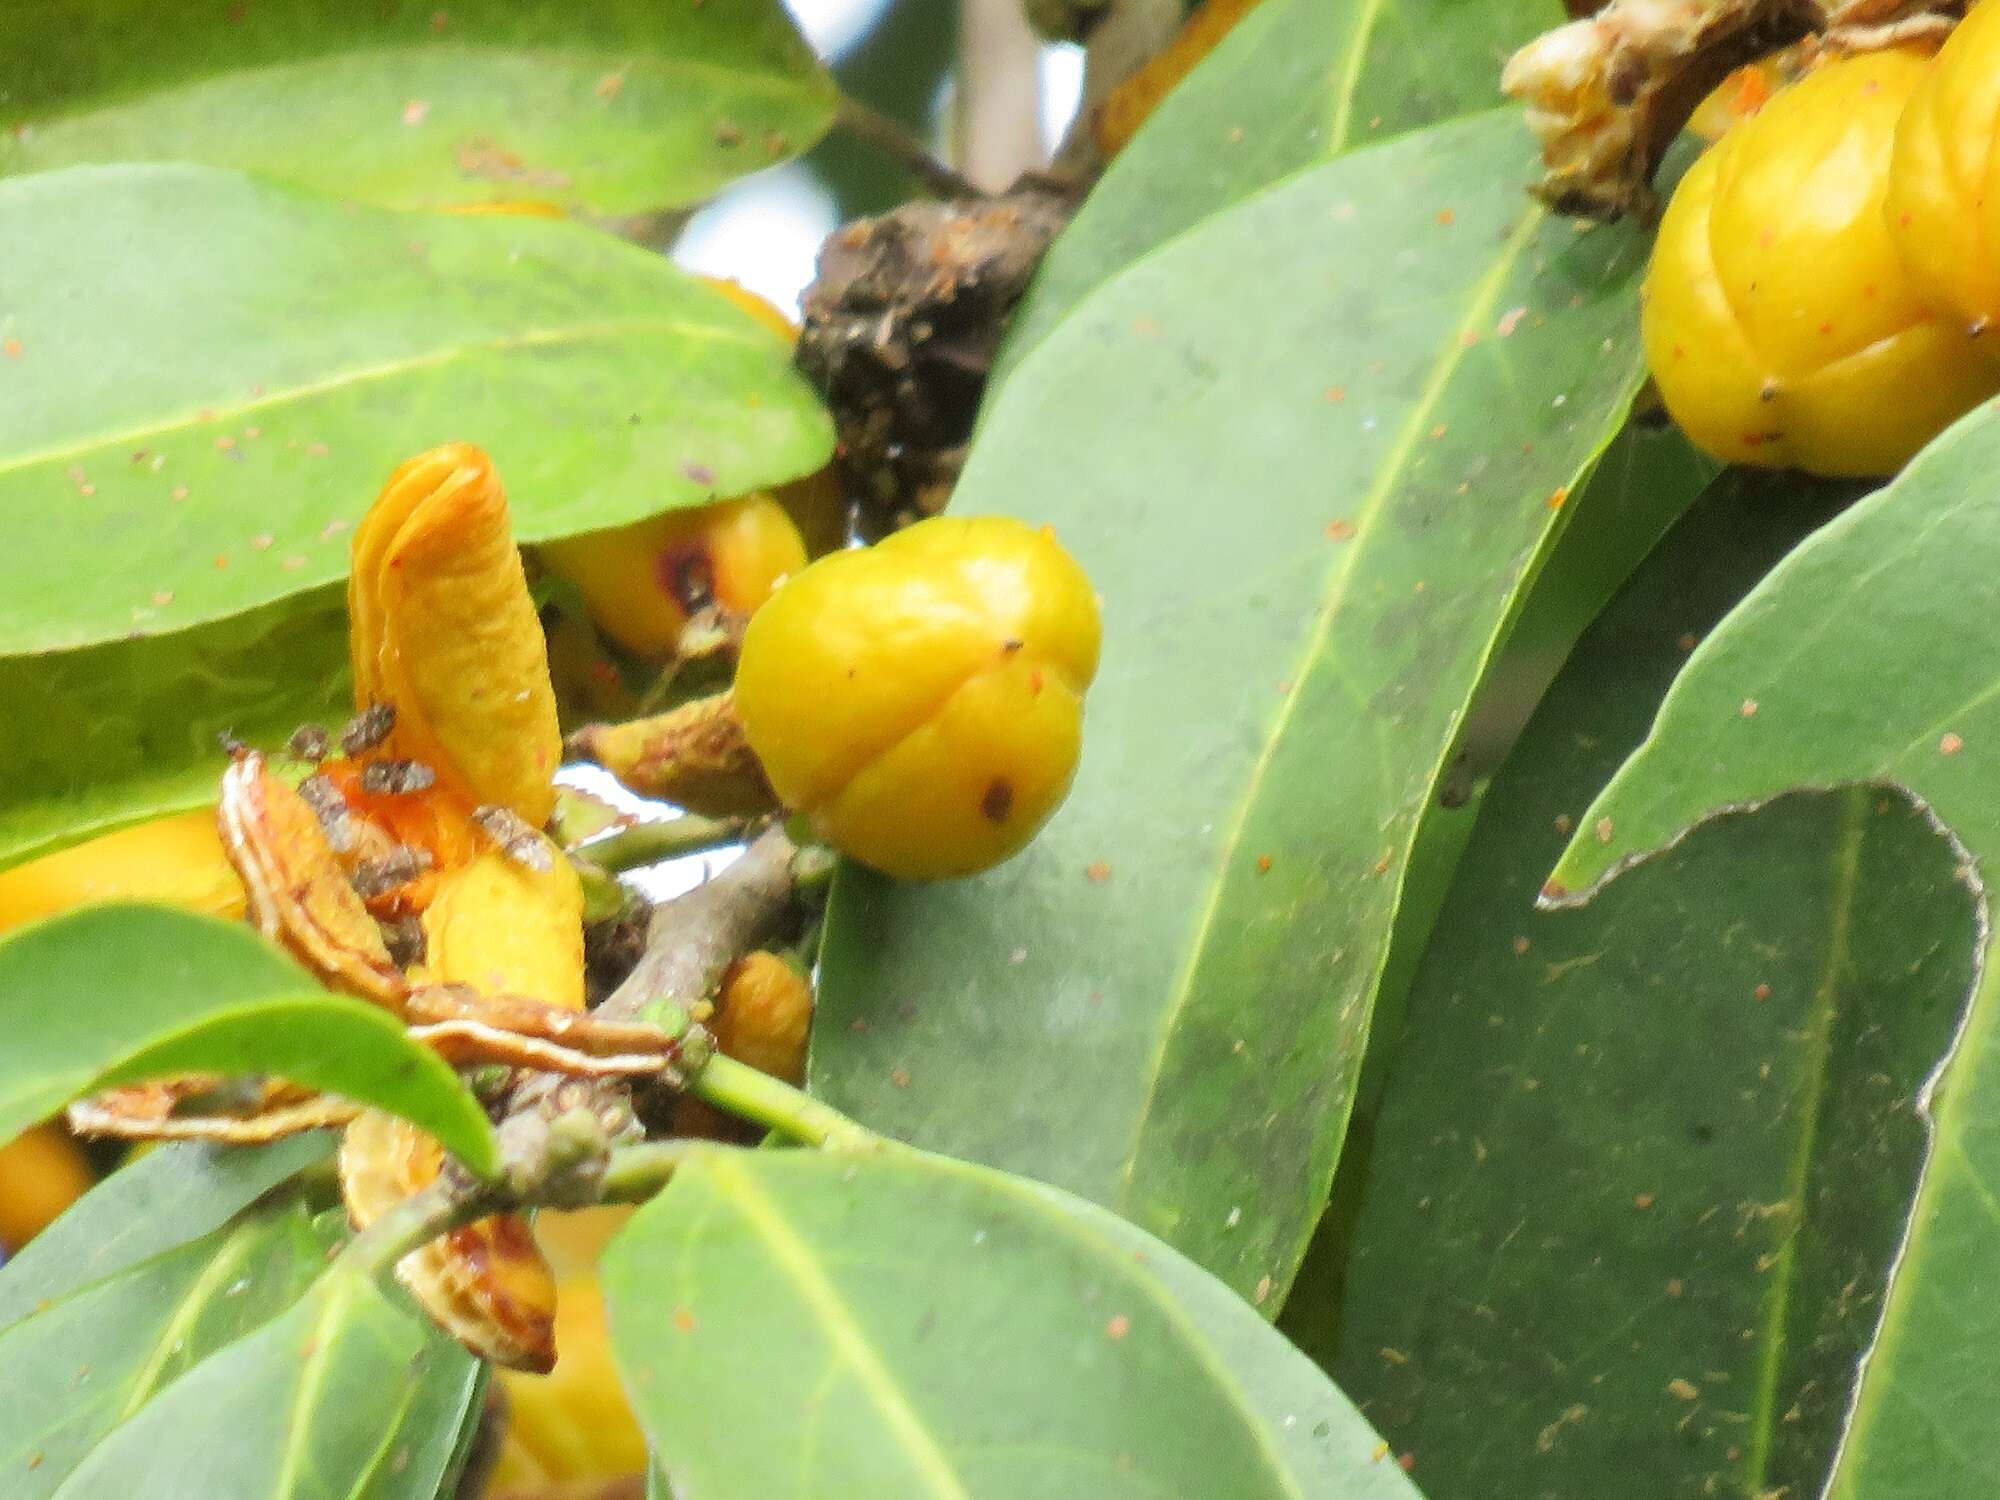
[796,186,1074,531]
[1503,0,1963,218]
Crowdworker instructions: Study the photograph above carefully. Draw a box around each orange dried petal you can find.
[349,444,562,826]
[217,754,405,1007]
[340,1111,558,1372]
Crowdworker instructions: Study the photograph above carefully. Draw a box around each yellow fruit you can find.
[0,1124,95,1251]
[735,516,1100,880]
[538,494,810,660]
[713,951,813,1084]
[0,810,245,935]
[490,1207,649,1493]
[1888,0,2000,336]
[1642,48,2000,476]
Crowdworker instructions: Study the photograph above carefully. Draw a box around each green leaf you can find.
[0,1201,341,1496]
[1282,473,1977,1498]
[1001,0,1559,377]
[0,903,497,1177]
[600,1147,1420,1499]
[0,591,350,871]
[0,0,834,213]
[45,1258,481,1500]
[0,162,833,657]
[814,109,1667,1305]
[1548,408,2000,1492]
[0,1134,335,1328]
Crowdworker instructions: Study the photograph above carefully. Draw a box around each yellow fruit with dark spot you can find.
[1888,0,2000,337]
[1642,48,2000,477]
[0,1124,95,1251]
[0,811,245,935]
[538,494,810,660]
[735,516,1100,880]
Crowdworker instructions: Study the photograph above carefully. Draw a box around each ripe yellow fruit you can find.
[735,516,1100,880]
[1642,48,2000,476]
[0,810,245,935]
[0,1124,95,1251]
[1888,0,2000,336]
[538,494,810,660]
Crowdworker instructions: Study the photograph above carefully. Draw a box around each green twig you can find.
[599,1138,715,1203]
[340,1180,498,1282]
[695,1053,880,1152]
[836,93,985,200]
[581,813,746,874]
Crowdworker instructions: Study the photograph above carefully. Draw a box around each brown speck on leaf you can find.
[682,460,716,487]
[244,425,261,440]
[596,72,625,99]
[890,1067,911,1089]
[214,434,236,451]
[1547,486,1569,510]
[1085,860,1111,885]
[1436,208,1456,226]
[1105,1315,1131,1340]
[431,9,448,30]
[763,129,790,158]
[403,99,430,126]
[1667,1278,1685,1297]
[2,338,21,359]
[1635,1193,1655,1210]
[1256,854,1273,874]
[1554,813,1573,835]
[1594,817,1613,844]
[1512,936,1530,956]
[1740,699,1759,718]
[1496,306,1528,337]
[1541,878,1569,901]
[982,778,1014,822]
[1132,316,1162,339]
[1677,632,1698,652]
[251,532,274,551]
[1429,424,1448,440]
[1667,1377,1700,1402]
[213,554,228,569]
[1325,519,1357,541]
[673,1307,696,1333]
[306,442,329,457]
[1942,732,1965,755]
[715,121,743,147]
[280,555,307,571]
[1398,1454,1417,1474]
[1379,1346,1409,1366]
[1325,385,1346,403]
[151,590,174,607]
[1254,1276,1273,1305]
[320,519,348,540]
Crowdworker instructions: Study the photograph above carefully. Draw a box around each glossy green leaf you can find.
[0,1134,335,1328]
[0,162,833,657]
[1283,474,1976,1498]
[814,109,1665,1305]
[1001,0,1558,376]
[1549,407,2000,1493]
[0,0,834,213]
[0,591,350,871]
[0,903,496,1176]
[601,1147,1420,1499]
[0,1202,340,1496]
[46,1257,481,1500]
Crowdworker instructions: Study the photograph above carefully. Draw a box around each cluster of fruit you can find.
[1644,8,2000,477]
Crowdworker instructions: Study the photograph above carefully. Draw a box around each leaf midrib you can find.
[0,316,742,483]
[1114,205,1547,1202]
[701,1154,973,1500]
[1742,787,1865,1494]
